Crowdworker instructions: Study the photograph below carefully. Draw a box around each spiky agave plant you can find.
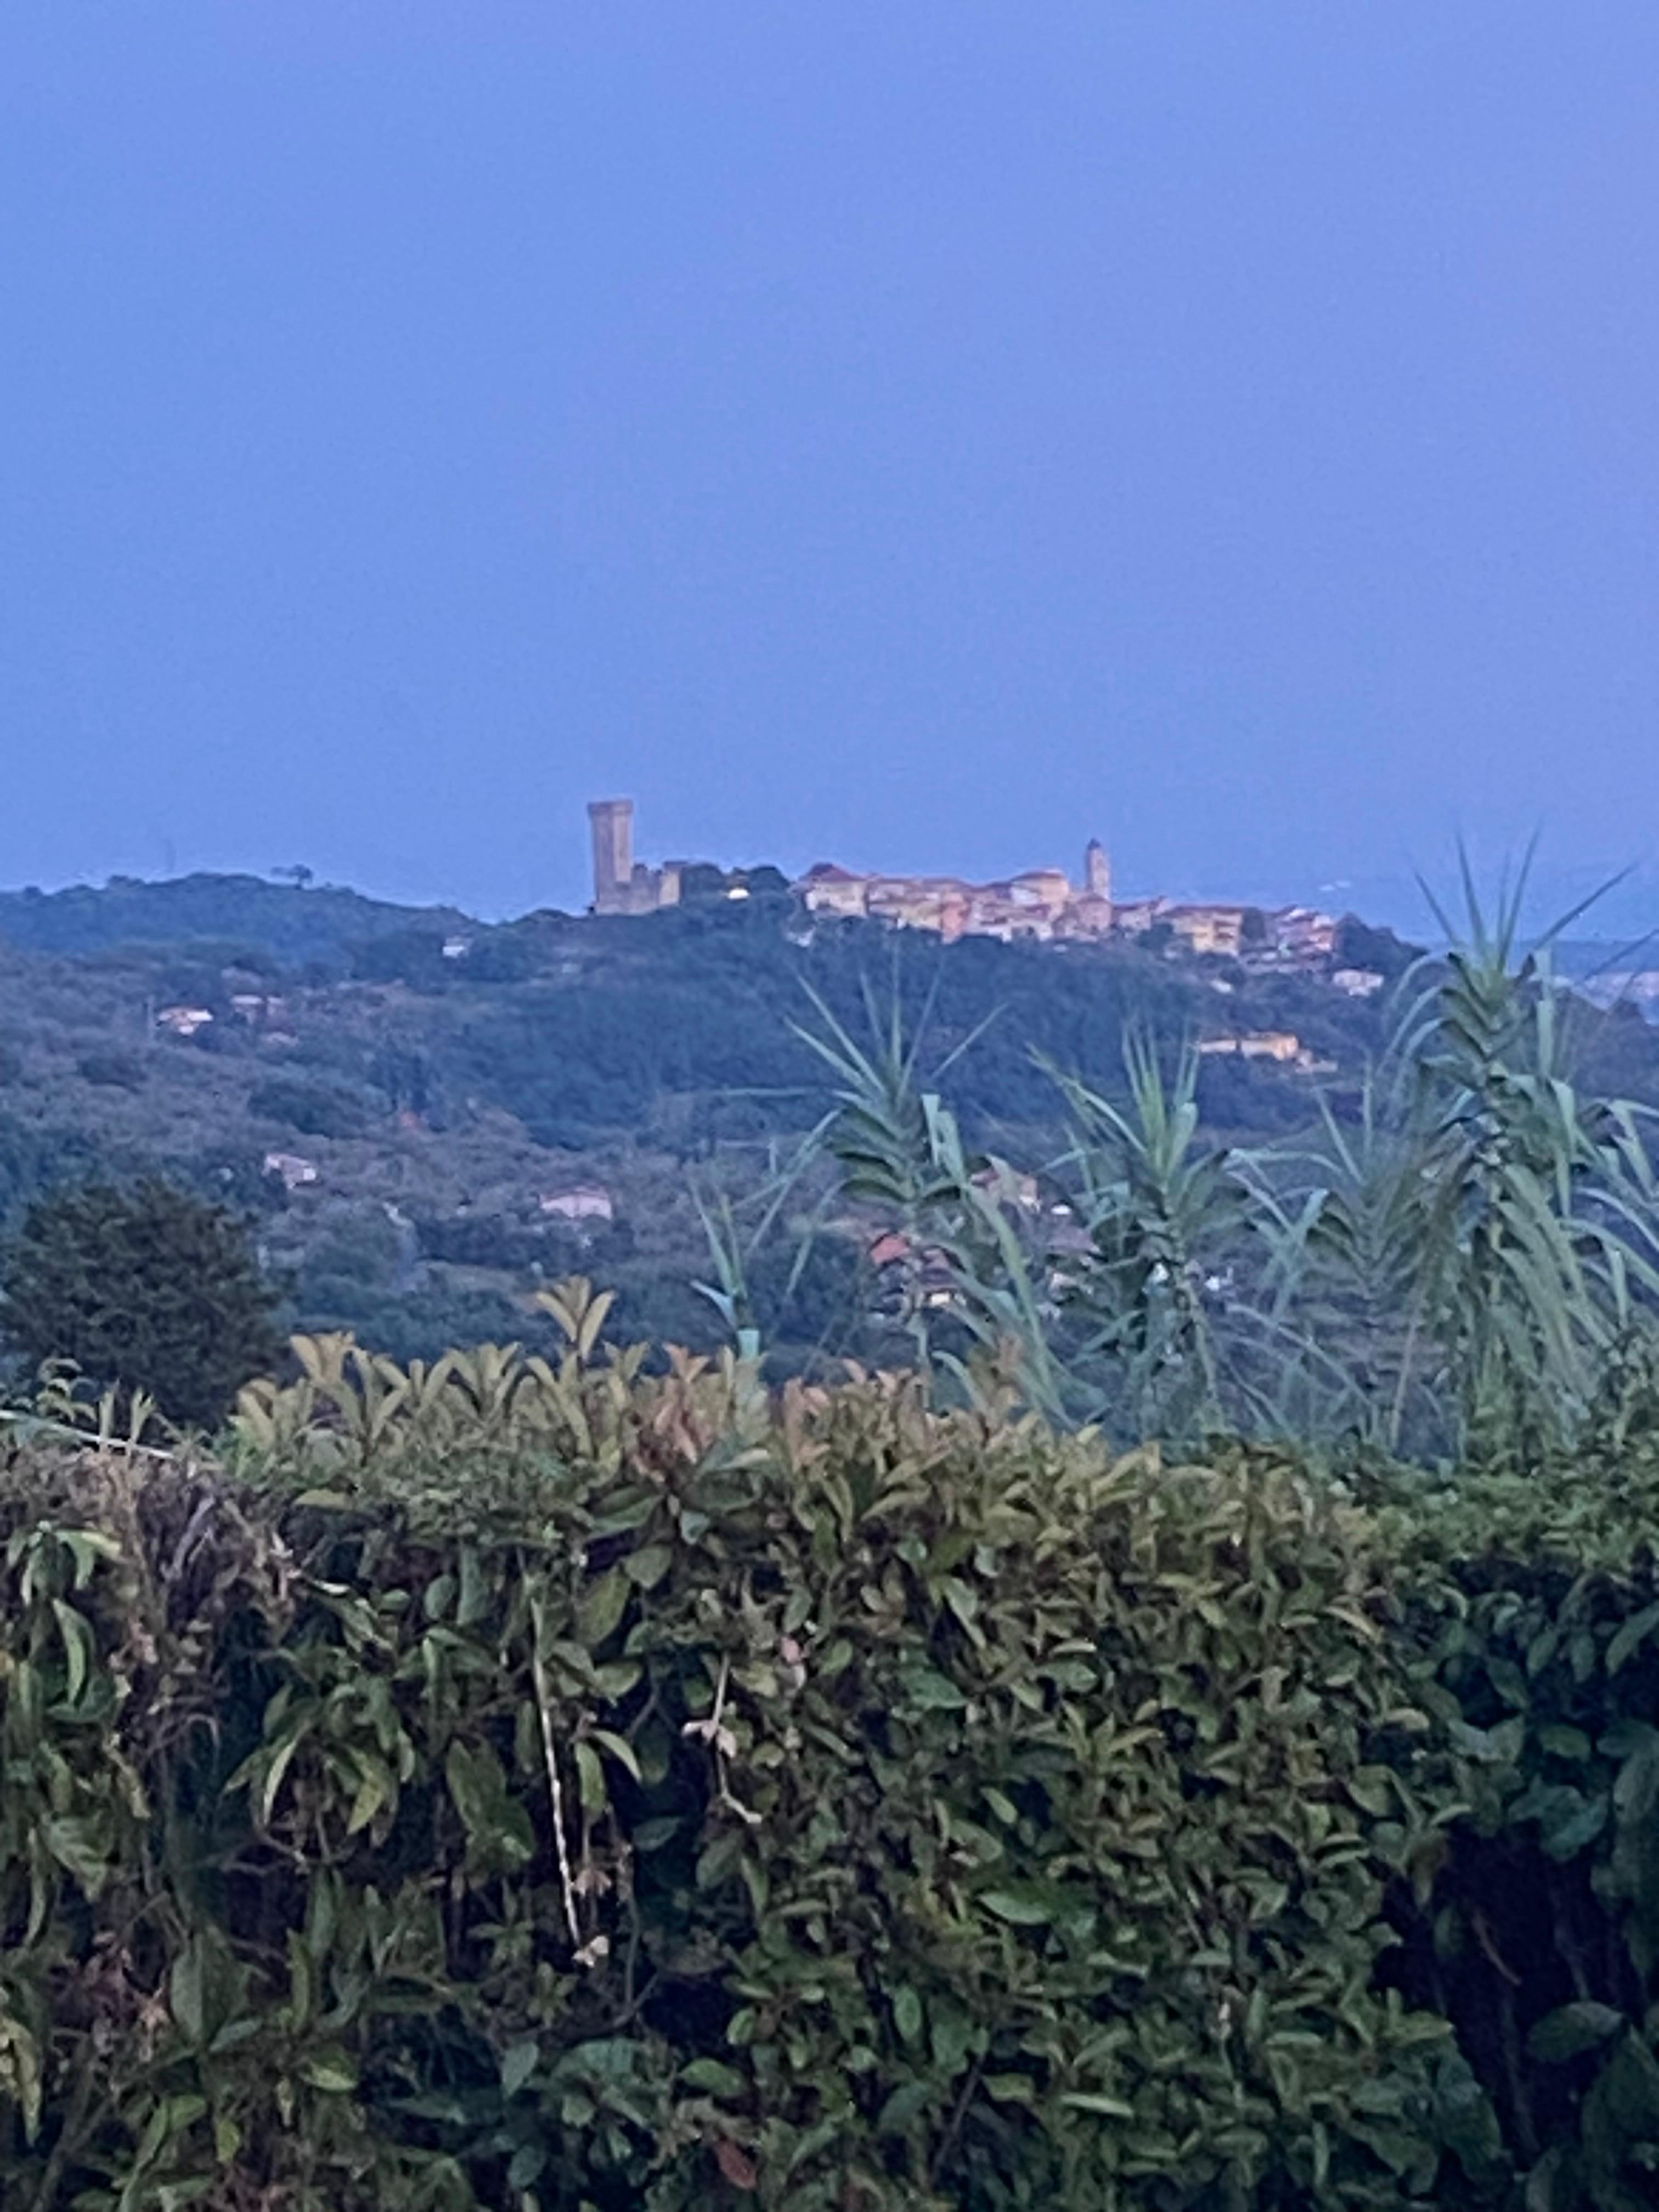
[1404,871,1659,1458]
[1044,1031,1259,1442]
[690,1119,834,1363]
[1280,853,1659,1460]
[1251,1066,1444,1450]
[793,983,1065,1417]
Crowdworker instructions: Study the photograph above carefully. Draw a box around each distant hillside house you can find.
[264,1150,319,1192]
[1579,970,1659,1010]
[156,1005,215,1037]
[868,1229,912,1269]
[539,1184,614,1223]
[1165,905,1249,958]
[1199,1031,1339,1075]
[799,865,869,919]
[229,991,290,1025]
[972,1163,1041,1212]
[1198,1032,1303,1063]
[865,1230,956,1304]
[1272,907,1340,963]
[1332,967,1386,998]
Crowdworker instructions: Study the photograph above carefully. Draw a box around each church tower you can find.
[1084,837,1111,905]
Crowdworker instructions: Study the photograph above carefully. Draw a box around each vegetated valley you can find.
[0,865,1537,1370]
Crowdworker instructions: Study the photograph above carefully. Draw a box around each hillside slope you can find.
[2,870,1652,1366]
[0,872,470,965]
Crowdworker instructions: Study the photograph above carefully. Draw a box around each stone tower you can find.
[1084,837,1111,905]
[588,799,634,915]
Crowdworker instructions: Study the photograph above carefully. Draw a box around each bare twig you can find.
[163,1494,217,1585]
[928,2050,987,2192]
[527,1590,583,1951]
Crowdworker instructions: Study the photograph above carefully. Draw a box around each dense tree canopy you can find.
[0,1177,283,1427]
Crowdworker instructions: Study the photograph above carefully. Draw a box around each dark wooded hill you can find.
[2,870,1651,1366]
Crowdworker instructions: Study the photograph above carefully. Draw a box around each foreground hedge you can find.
[0,1311,1656,2208]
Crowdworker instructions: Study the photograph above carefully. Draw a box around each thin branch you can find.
[527,1590,583,1952]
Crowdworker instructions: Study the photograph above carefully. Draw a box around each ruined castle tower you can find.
[1084,837,1112,905]
[588,798,634,915]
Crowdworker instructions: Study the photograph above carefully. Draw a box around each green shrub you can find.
[1379,1442,1659,2209]
[248,1076,370,1139]
[74,1047,146,1092]
[3,1301,1659,2208]
[0,1177,283,1427]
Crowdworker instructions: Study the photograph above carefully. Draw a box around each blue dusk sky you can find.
[3,4,1658,934]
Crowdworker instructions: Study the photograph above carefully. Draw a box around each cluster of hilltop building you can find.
[586,798,1341,969]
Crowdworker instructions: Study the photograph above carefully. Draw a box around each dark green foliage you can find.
[1366,1439,1659,2209]
[368,1042,437,1115]
[413,1211,635,1274]
[0,1115,110,1226]
[1333,916,1416,981]
[437,904,1401,1150]
[294,1208,407,1315]
[1194,1051,1318,1135]
[2,1308,1659,2201]
[188,1146,292,1215]
[349,928,460,988]
[462,933,539,985]
[75,1047,146,1092]
[0,872,470,966]
[248,1076,371,1139]
[415,1211,555,1269]
[0,1178,282,1426]
[0,1325,1451,2210]
[295,1280,533,1366]
[745,1229,862,1356]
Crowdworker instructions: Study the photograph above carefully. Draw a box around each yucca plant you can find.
[1254,856,1659,1460]
[1387,860,1659,1457]
[794,984,1065,1417]
[690,1121,832,1363]
[1252,1068,1443,1450]
[1042,1033,1264,1440]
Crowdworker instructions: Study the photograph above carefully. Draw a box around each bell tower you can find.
[588,799,634,915]
[1084,837,1111,905]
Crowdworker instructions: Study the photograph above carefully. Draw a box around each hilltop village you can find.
[589,795,1361,976]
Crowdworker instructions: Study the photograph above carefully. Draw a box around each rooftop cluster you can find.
[588,798,1345,969]
[798,855,1339,967]
[584,796,1353,969]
